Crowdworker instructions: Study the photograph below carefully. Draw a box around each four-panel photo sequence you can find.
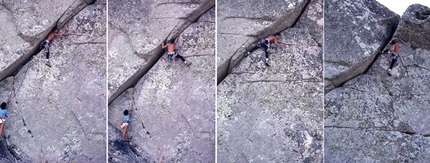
[0,0,429,162]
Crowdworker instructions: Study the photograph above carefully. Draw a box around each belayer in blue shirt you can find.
[121,108,132,141]
[0,102,9,141]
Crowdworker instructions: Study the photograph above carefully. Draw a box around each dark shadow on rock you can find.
[108,139,153,163]
[0,139,31,163]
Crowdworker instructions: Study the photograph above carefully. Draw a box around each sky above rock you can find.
[376,0,430,15]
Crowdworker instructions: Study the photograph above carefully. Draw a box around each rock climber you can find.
[0,102,8,141]
[161,36,192,66]
[39,26,69,67]
[121,109,132,141]
[387,39,400,76]
[246,33,285,66]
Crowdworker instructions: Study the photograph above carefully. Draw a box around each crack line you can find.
[404,63,430,72]
[222,16,275,22]
[156,1,201,7]
[71,110,91,141]
[183,54,213,57]
[218,32,253,37]
[344,86,427,96]
[71,41,106,45]
[325,125,416,135]
[243,79,322,83]
[180,113,197,139]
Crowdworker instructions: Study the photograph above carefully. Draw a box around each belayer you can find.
[121,108,132,141]
[0,102,9,141]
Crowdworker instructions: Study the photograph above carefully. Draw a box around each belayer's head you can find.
[1,102,6,110]
[123,110,129,115]
[390,39,398,44]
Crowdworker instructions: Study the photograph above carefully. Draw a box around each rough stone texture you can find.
[108,0,206,96]
[324,0,399,91]
[108,6,215,162]
[0,1,106,162]
[0,78,32,163]
[218,0,299,36]
[108,123,154,162]
[325,128,430,162]
[0,0,81,78]
[0,138,31,163]
[1,0,76,38]
[325,3,430,162]
[217,0,310,84]
[393,4,430,50]
[0,141,22,163]
[295,0,323,46]
[0,5,32,74]
[217,0,323,162]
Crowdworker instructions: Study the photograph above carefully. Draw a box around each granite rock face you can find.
[108,1,215,162]
[0,5,32,74]
[324,0,399,91]
[0,0,79,78]
[0,0,106,162]
[217,0,323,162]
[393,4,430,49]
[108,0,211,96]
[108,123,154,162]
[216,0,310,84]
[325,3,430,162]
[0,78,32,163]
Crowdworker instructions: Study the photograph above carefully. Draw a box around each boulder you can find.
[393,4,430,49]
[325,3,430,162]
[217,0,323,161]
[324,0,399,91]
[108,7,215,162]
[0,1,106,162]
[0,6,32,74]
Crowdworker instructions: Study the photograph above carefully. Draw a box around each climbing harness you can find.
[389,52,398,61]
[120,122,129,128]
[39,40,50,50]
[258,38,270,47]
[167,52,176,62]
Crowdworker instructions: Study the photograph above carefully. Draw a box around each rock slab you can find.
[108,6,215,162]
[0,0,106,162]
[325,3,430,162]
[217,0,323,162]
[324,0,399,91]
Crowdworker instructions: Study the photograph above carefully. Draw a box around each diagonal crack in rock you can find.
[217,0,311,85]
[0,1,92,82]
[108,0,215,105]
